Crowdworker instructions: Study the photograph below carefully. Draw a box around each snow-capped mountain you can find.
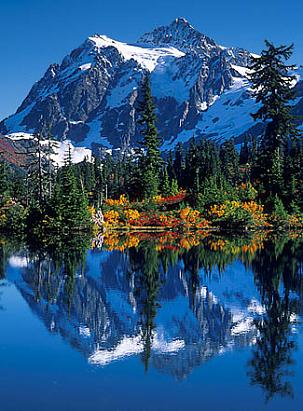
[1,18,302,151]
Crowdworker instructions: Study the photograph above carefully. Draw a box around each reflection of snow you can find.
[9,256,28,268]
[79,326,91,338]
[248,298,266,315]
[231,317,255,336]
[89,335,142,366]
[88,333,185,366]
[153,335,185,353]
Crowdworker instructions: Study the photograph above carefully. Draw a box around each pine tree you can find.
[53,151,91,231]
[162,166,170,197]
[167,151,175,182]
[249,41,301,200]
[173,142,185,187]
[171,178,179,196]
[220,139,240,185]
[138,75,162,199]
[0,158,11,202]
[270,147,284,199]
[184,136,198,190]
[239,136,250,165]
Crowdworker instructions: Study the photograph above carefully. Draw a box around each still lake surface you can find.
[1,232,303,411]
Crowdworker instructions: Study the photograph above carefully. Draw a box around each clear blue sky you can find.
[1,0,302,119]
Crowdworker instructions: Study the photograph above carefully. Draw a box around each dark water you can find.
[1,233,303,411]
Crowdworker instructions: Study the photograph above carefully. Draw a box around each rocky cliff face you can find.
[1,18,302,151]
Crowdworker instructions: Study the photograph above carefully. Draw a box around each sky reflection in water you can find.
[1,232,303,411]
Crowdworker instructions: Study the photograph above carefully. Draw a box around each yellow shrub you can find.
[103,210,120,225]
[105,194,129,207]
[179,207,200,225]
[124,209,140,222]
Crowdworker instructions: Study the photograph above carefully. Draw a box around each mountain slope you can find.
[1,18,302,151]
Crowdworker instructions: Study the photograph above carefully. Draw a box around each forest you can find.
[1,41,303,234]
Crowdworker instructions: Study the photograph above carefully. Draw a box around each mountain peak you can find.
[172,17,192,26]
[1,19,286,152]
[138,17,217,54]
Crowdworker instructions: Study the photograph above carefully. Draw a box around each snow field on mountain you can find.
[6,133,92,166]
[89,35,185,72]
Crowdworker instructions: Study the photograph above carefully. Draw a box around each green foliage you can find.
[0,202,27,232]
[170,178,179,196]
[0,162,11,200]
[249,41,301,199]
[196,175,237,211]
[211,202,255,230]
[1,40,303,234]
[271,195,289,228]
[162,167,170,197]
[53,163,91,231]
[138,76,162,199]
[289,200,301,216]
[237,181,257,201]
[220,139,240,184]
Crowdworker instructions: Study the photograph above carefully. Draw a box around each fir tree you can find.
[170,178,179,196]
[0,158,11,202]
[138,75,162,199]
[53,152,90,231]
[249,41,301,200]
[239,136,250,165]
[184,136,198,190]
[162,166,170,197]
[220,139,240,185]
[173,142,185,187]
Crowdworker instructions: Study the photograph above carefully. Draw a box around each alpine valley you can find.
[2,17,303,154]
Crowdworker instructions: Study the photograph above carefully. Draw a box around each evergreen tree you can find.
[53,152,90,231]
[138,76,162,199]
[167,150,175,182]
[184,136,199,190]
[170,178,179,196]
[239,137,250,165]
[249,41,301,200]
[283,140,302,208]
[0,158,11,202]
[162,166,170,197]
[220,139,240,185]
[270,147,284,198]
[173,142,185,187]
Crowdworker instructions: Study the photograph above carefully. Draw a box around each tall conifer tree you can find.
[249,41,301,200]
[138,76,162,198]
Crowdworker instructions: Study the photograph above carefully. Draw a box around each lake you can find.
[1,232,303,411]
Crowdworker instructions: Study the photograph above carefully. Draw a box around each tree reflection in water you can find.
[248,236,303,400]
[2,231,303,401]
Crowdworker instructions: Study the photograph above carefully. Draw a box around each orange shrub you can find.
[105,194,129,207]
[103,210,120,225]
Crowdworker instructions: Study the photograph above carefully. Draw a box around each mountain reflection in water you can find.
[1,231,303,401]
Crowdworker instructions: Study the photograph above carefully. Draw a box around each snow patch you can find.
[89,35,185,72]
[79,63,92,71]
[162,78,257,150]
[6,133,92,166]
[50,140,92,167]
[7,132,34,140]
